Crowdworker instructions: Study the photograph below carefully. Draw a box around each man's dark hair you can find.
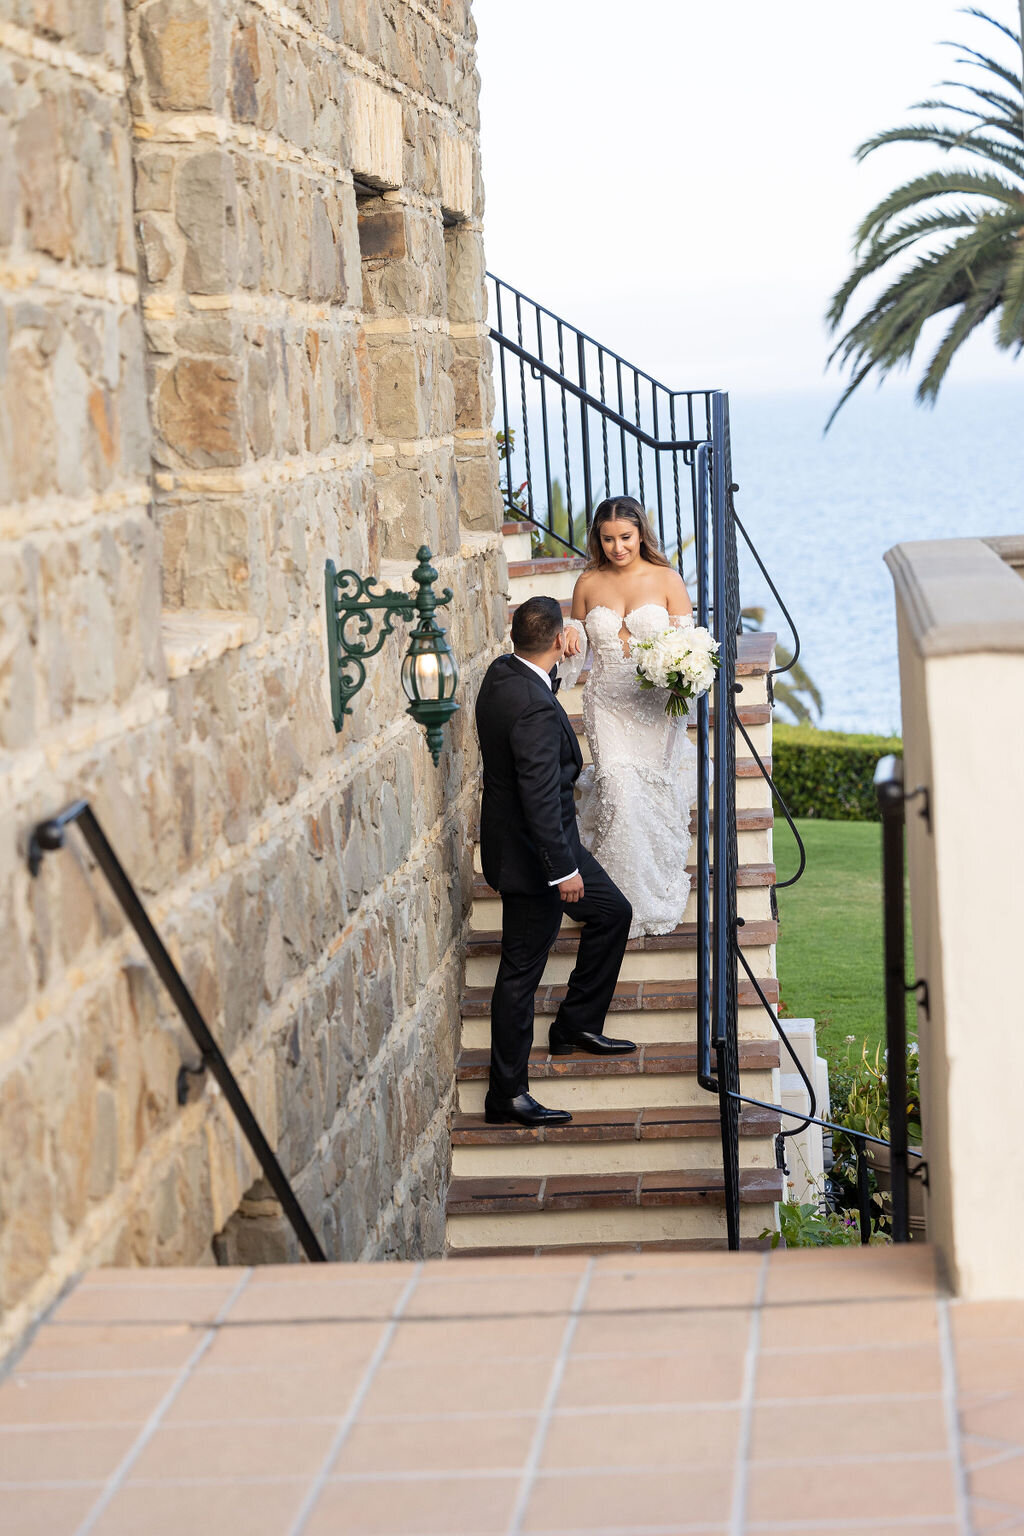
[511,595,564,656]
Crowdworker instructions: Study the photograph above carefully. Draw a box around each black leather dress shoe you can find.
[484,1092,572,1127]
[548,1026,637,1057]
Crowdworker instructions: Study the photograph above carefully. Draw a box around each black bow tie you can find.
[549,669,561,695]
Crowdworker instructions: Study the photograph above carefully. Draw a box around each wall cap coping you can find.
[884,536,1024,659]
[161,609,260,679]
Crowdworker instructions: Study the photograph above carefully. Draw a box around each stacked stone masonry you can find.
[0,0,505,1350]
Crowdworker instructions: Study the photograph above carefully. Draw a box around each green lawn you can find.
[775,819,914,1066]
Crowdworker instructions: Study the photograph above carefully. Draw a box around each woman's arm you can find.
[564,573,590,656]
[665,569,694,621]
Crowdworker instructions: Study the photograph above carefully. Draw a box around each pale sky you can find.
[474,0,1023,396]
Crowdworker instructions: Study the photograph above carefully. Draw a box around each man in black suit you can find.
[475,595,635,1128]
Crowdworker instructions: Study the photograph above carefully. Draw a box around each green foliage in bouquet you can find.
[773,724,903,822]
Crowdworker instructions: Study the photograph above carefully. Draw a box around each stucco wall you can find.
[888,537,1024,1298]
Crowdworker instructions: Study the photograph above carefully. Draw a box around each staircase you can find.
[445,525,785,1255]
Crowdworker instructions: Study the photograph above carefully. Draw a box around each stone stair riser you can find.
[446,1203,777,1250]
[502,530,533,563]
[451,1138,778,1178]
[469,884,775,932]
[464,943,775,989]
[457,1066,776,1114]
[448,532,781,1254]
[508,569,580,602]
[457,1007,778,1051]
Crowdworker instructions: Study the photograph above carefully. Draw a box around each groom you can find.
[475,595,636,1128]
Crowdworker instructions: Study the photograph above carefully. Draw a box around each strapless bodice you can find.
[584,602,672,652]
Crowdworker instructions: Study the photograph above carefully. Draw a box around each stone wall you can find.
[0,0,504,1349]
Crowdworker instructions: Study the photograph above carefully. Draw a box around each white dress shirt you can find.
[513,652,579,887]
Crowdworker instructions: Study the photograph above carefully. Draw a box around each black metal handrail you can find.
[28,801,327,1264]
[487,277,890,1248]
[486,332,703,455]
[721,755,925,1244]
[488,278,742,1239]
[488,273,714,565]
[492,278,927,1248]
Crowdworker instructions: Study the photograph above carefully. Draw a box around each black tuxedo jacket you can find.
[475,654,585,895]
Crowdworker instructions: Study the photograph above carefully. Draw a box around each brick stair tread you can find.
[448,1236,773,1256]
[456,1036,781,1079]
[466,919,778,956]
[508,556,587,578]
[471,863,777,902]
[446,1166,784,1215]
[461,976,779,1020]
[452,1104,781,1145]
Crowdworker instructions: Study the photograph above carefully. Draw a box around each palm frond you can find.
[911,95,1022,133]
[831,216,1018,373]
[773,683,816,727]
[827,207,987,330]
[775,646,824,718]
[853,169,1023,249]
[996,238,1024,348]
[916,267,1005,400]
[828,5,1024,420]
[857,124,1024,177]
[944,42,1024,96]
[957,7,1021,50]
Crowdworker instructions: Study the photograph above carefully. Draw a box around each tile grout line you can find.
[729,1251,769,1536]
[937,1296,975,1536]
[70,1267,255,1536]
[0,1447,964,1494]
[746,1519,961,1532]
[506,1256,596,1536]
[286,1261,424,1536]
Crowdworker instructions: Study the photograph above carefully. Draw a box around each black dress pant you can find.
[487,847,632,1102]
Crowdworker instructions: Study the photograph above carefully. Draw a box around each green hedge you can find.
[771,724,903,822]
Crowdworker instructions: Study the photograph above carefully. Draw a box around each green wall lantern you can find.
[324,546,460,765]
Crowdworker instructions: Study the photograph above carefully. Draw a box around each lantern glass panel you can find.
[402,644,458,704]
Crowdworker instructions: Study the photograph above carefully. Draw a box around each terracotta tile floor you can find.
[1,1245,1021,1535]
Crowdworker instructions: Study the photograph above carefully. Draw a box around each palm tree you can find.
[741,607,824,726]
[826,7,1024,426]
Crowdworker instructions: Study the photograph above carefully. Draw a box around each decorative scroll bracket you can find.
[324,551,456,744]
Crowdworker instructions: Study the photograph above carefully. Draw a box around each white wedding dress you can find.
[560,605,699,938]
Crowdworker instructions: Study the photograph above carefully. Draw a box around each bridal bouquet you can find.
[630,623,720,718]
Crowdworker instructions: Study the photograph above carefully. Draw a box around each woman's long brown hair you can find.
[585,497,671,571]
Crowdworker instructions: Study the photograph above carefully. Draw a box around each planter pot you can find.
[867,1143,926,1239]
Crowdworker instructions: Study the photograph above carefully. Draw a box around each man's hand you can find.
[558,873,584,903]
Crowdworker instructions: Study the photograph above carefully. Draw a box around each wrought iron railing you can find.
[28,801,327,1263]
[489,276,920,1246]
[488,276,748,1240]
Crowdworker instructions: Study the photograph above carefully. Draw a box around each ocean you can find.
[730,380,1024,734]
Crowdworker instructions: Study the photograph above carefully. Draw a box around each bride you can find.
[559,496,698,938]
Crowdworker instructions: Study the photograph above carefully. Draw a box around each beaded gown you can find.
[560,605,698,939]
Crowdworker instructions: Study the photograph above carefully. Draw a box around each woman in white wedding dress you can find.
[559,497,698,938]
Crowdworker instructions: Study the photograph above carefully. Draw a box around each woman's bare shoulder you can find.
[663,568,691,598]
[571,568,598,615]
[663,567,693,612]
